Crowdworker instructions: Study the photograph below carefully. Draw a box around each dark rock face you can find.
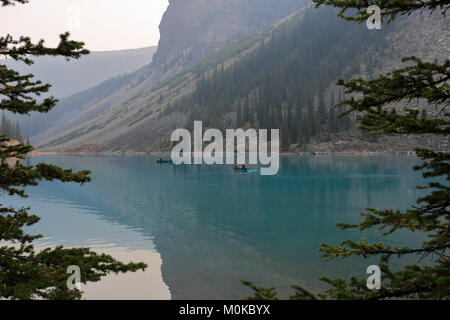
[152,0,309,70]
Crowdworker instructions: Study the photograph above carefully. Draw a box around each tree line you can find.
[0,113,26,143]
[166,7,390,150]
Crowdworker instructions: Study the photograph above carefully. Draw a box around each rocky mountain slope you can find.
[38,5,449,154]
[6,46,157,141]
[3,46,157,99]
[153,0,309,73]
[32,0,309,146]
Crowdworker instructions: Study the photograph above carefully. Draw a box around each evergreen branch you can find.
[313,0,450,23]
[288,285,319,300]
[319,260,450,300]
[0,138,90,197]
[0,0,148,300]
[0,206,148,300]
[0,206,41,243]
[241,280,279,300]
[0,65,58,114]
[0,0,28,6]
[336,57,450,135]
[0,161,91,197]
[243,0,450,302]
[0,33,89,65]
[0,33,90,115]
[242,259,450,300]
[414,149,450,180]
[319,240,448,260]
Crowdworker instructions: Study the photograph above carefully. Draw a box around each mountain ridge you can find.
[3,46,157,99]
[37,5,449,154]
[37,5,314,152]
[31,0,310,145]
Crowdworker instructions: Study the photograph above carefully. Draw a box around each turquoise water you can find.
[5,155,429,299]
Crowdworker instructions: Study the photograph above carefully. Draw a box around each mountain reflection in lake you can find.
[7,155,427,299]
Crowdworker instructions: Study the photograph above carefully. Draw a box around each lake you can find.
[4,155,429,299]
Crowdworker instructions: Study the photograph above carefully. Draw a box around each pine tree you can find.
[313,0,449,24]
[317,90,327,125]
[236,102,243,127]
[327,93,336,132]
[328,105,337,133]
[15,121,23,143]
[0,113,6,135]
[244,0,450,300]
[10,121,16,140]
[167,6,385,145]
[0,0,146,300]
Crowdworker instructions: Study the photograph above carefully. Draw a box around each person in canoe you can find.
[157,158,172,164]
[233,164,247,171]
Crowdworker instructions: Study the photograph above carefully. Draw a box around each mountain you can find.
[3,46,157,99]
[23,73,138,143]
[38,5,449,153]
[27,0,309,144]
[7,46,157,141]
[153,0,310,72]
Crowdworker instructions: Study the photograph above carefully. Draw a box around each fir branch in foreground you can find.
[336,57,450,135]
[0,0,28,7]
[0,65,58,114]
[0,0,146,299]
[0,33,89,65]
[243,2,449,301]
[313,0,450,23]
[0,206,147,300]
[0,32,89,114]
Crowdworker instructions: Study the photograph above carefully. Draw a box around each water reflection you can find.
[11,155,427,299]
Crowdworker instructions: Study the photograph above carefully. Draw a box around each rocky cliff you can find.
[152,0,309,73]
[32,0,309,144]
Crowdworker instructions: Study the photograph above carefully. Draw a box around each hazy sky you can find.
[0,0,169,51]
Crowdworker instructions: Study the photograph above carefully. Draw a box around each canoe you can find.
[233,167,248,172]
[157,160,173,164]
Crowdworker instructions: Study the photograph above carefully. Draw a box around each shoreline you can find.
[30,150,428,157]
